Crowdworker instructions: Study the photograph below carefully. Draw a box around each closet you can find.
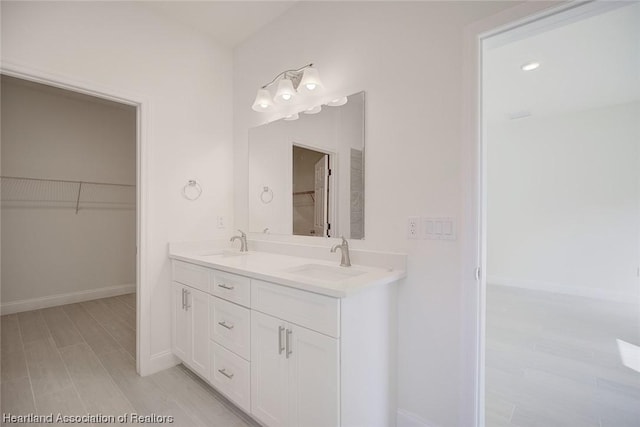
[0,75,136,316]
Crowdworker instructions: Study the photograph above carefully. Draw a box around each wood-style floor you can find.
[0,294,255,426]
[486,285,640,427]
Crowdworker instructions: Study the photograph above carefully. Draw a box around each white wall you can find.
[1,1,234,371]
[233,2,522,426]
[487,102,640,301]
[1,76,136,305]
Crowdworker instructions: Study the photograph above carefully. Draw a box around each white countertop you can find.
[169,248,406,298]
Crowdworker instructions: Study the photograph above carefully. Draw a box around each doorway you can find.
[0,69,145,371]
[480,3,640,426]
[292,145,333,237]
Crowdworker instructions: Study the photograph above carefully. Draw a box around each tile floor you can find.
[486,285,640,427]
[0,294,256,426]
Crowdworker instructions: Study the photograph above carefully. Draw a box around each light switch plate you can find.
[423,217,456,240]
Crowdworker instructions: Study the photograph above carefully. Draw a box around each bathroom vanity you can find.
[169,242,405,427]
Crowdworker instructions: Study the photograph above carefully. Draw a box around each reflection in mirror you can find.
[249,91,365,239]
[293,146,329,237]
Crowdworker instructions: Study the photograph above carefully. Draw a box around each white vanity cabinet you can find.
[170,281,209,380]
[170,257,398,427]
[209,290,252,413]
[251,311,339,427]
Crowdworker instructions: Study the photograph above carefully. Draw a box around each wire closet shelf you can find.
[0,176,135,214]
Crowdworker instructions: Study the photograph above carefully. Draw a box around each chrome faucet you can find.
[330,236,351,267]
[230,229,248,252]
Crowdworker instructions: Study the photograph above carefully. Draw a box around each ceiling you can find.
[143,1,297,48]
[484,2,640,124]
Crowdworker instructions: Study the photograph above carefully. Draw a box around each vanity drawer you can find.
[251,279,340,338]
[211,271,251,307]
[210,296,250,360]
[172,260,210,293]
[210,341,251,413]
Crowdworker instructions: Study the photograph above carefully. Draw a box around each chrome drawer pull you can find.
[278,326,285,354]
[218,368,234,379]
[218,321,234,330]
[286,329,292,358]
[218,283,235,290]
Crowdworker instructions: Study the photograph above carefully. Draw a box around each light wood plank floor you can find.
[486,285,640,427]
[1,294,256,426]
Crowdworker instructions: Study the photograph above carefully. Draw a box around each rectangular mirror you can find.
[248,91,365,239]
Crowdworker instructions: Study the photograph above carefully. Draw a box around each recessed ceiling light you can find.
[521,61,540,71]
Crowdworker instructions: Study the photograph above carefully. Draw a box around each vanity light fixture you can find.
[521,61,540,71]
[251,63,324,113]
[298,67,323,93]
[251,88,275,111]
[274,78,296,104]
[304,105,322,115]
[327,96,348,107]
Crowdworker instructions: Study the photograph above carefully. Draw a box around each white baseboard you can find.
[1,283,136,315]
[487,276,635,303]
[397,409,439,427]
[141,349,179,377]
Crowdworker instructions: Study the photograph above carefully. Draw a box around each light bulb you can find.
[327,96,348,107]
[274,78,296,104]
[304,105,322,114]
[251,88,274,112]
[298,67,324,94]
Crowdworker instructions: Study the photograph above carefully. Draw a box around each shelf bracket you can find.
[75,182,82,214]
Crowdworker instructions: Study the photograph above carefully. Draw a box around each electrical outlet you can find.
[407,217,420,239]
[216,216,225,229]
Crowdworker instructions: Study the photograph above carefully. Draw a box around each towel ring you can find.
[183,180,202,201]
[260,186,274,204]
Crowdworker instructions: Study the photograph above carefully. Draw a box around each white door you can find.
[251,311,288,427]
[287,324,339,427]
[171,282,189,362]
[188,287,210,379]
[313,156,329,237]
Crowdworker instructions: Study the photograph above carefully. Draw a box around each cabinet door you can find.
[171,282,190,362]
[187,287,210,379]
[251,311,288,427]
[288,324,339,427]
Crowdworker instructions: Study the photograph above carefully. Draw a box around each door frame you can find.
[460,1,630,425]
[0,62,151,376]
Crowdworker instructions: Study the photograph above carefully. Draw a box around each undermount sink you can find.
[284,264,367,282]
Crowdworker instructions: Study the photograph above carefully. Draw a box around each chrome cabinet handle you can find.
[181,288,186,310]
[278,326,285,354]
[218,368,234,379]
[185,290,191,310]
[218,283,235,290]
[218,321,234,330]
[286,329,292,358]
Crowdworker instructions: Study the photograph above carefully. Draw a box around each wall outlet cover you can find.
[407,217,420,239]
